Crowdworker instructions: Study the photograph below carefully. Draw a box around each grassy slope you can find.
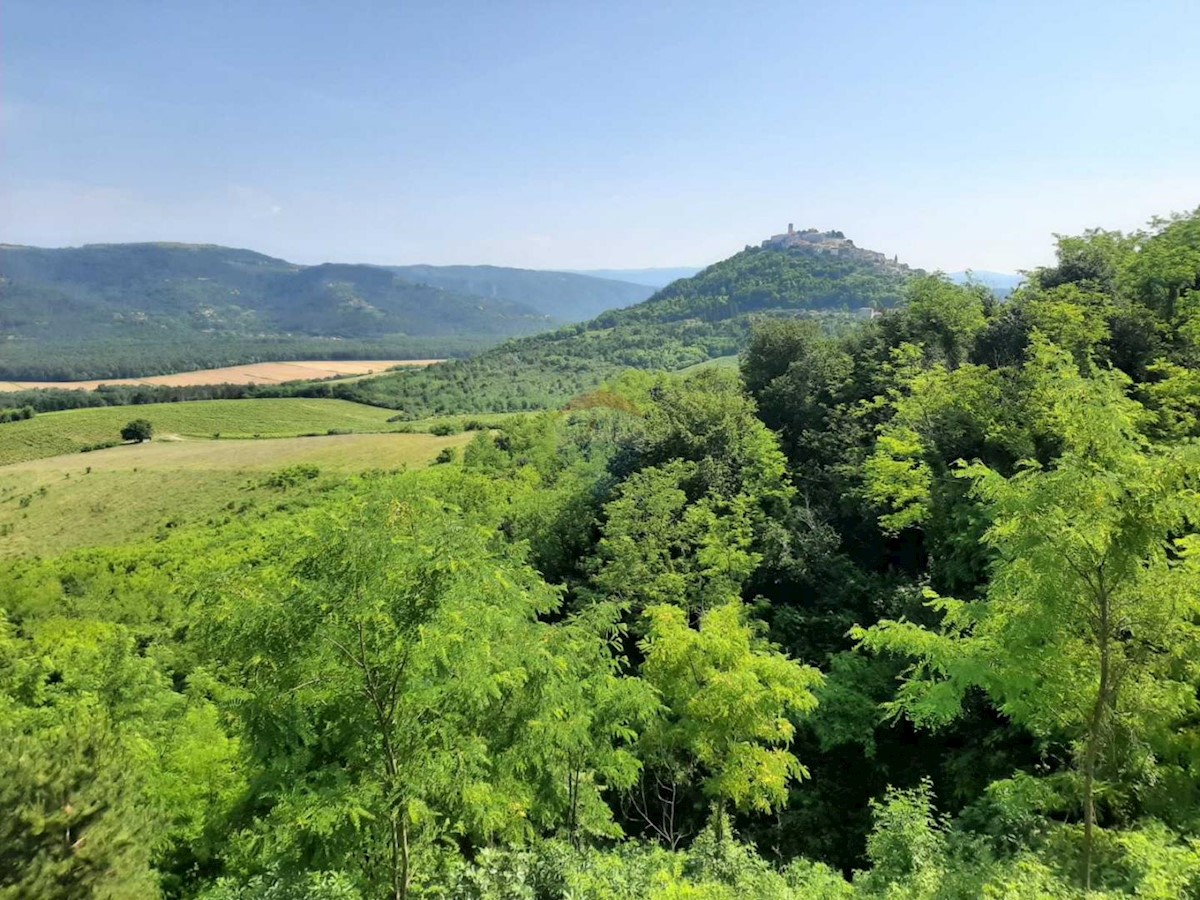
[0,431,471,557]
[0,398,402,466]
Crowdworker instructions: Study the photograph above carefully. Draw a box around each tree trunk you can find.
[390,812,404,900]
[400,815,411,900]
[1082,737,1098,892]
[1082,586,1112,893]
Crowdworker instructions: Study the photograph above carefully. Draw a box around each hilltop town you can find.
[762,224,913,274]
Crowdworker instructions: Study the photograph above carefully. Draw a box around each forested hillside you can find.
[0,244,648,379]
[6,209,1198,897]
[342,242,914,416]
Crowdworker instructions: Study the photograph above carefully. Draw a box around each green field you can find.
[0,431,470,557]
[0,398,403,466]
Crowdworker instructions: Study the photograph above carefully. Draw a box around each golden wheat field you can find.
[0,359,440,392]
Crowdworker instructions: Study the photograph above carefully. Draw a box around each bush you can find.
[428,421,461,436]
[262,465,321,489]
[434,447,458,465]
[0,406,35,424]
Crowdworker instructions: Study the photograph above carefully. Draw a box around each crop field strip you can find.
[0,358,441,392]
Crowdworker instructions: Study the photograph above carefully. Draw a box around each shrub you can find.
[0,406,36,424]
[262,465,321,489]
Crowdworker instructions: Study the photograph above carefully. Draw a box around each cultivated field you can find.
[0,430,471,557]
[0,398,404,466]
[0,359,440,392]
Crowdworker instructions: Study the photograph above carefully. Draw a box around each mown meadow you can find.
[0,431,470,556]
[0,398,403,466]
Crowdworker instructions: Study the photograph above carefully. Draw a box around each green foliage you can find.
[195,481,652,896]
[0,405,35,423]
[1,209,1198,898]
[389,264,654,321]
[261,464,321,489]
[639,602,821,822]
[120,418,153,442]
[856,343,1200,888]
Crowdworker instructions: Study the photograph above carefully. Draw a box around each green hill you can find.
[342,240,917,417]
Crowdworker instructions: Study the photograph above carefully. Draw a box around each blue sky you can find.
[3,1,1198,272]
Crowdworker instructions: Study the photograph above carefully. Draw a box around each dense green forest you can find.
[0,244,656,379]
[338,246,912,417]
[3,210,1200,898]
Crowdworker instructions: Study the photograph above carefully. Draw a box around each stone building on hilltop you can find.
[761,223,908,273]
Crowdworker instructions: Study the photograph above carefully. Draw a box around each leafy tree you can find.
[900,276,988,370]
[638,602,822,842]
[198,485,637,898]
[590,462,759,617]
[120,419,153,443]
[0,608,242,899]
[856,344,1200,889]
[0,706,161,900]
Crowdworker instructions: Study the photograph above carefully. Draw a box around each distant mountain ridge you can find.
[566,267,703,289]
[0,243,551,341]
[0,242,662,378]
[388,264,654,320]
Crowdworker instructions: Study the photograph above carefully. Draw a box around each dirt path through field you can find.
[0,359,440,392]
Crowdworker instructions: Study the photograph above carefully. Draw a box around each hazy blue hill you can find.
[0,243,553,341]
[273,263,552,336]
[389,264,654,321]
[341,241,914,417]
[947,269,1023,297]
[568,266,702,288]
[0,243,567,377]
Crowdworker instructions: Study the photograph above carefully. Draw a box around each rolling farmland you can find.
[0,398,405,466]
[0,430,471,556]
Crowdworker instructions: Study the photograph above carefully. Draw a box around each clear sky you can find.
[3,1,1198,273]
